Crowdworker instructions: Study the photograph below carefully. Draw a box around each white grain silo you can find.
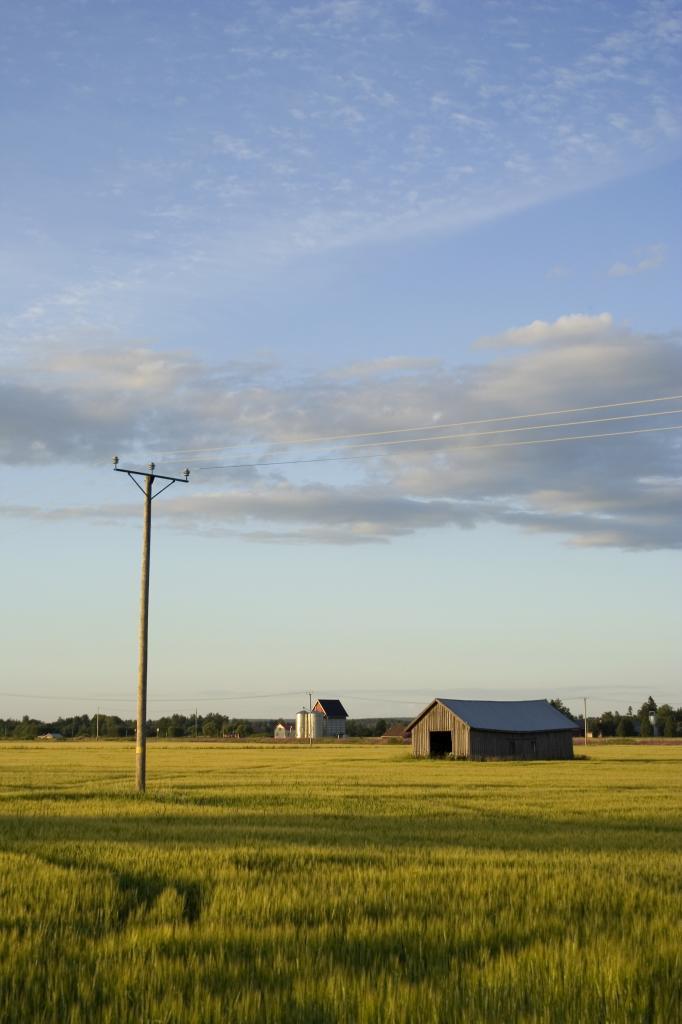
[307,710,324,739]
[295,710,308,739]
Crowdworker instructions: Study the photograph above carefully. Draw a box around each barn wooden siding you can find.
[410,703,573,760]
[469,728,573,760]
[410,703,470,758]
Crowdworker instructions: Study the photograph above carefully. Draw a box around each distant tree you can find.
[655,705,674,736]
[597,712,616,737]
[13,716,39,739]
[374,719,387,736]
[663,716,676,738]
[101,716,125,738]
[549,699,576,721]
[202,720,217,737]
[616,717,635,737]
[639,717,652,737]
[637,696,657,717]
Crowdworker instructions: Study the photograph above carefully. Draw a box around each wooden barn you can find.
[406,698,575,760]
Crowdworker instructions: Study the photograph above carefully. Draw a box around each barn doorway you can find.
[429,731,452,756]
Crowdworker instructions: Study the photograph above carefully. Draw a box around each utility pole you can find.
[583,696,588,747]
[96,707,100,741]
[113,457,189,792]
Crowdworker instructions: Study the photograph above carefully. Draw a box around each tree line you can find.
[1,712,270,740]
[550,696,681,738]
[0,713,399,740]
[2,698,680,740]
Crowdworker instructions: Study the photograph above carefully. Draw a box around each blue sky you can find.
[1,0,681,721]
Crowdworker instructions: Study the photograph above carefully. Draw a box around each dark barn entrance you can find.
[429,730,452,756]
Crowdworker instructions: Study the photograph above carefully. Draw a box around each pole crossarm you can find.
[114,464,190,485]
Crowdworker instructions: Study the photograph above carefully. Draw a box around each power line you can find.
[2,684,663,705]
[180,407,682,469]
[0,689,314,705]
[154,393,682,457]
[192,422,682,472]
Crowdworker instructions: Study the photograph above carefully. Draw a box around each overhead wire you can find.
[4,688,676,717]
[154,392,682,457]
[0,689,306,705]
[190,422,682,472]
[177,406,682,470]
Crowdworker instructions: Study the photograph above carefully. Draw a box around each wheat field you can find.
[0,741,680,1023]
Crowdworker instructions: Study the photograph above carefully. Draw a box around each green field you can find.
[1,742,680,1023]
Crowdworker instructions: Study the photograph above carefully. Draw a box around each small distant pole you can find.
[583,697,588,746]
[307,691,313,747]
[195,708,198,739]
[96,707,100,741]
[113,456,189,793]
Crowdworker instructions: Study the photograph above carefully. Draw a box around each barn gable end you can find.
[406,698,574,760]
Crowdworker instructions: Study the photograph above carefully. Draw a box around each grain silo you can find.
[295,710,308,739]
[307,710,324,739]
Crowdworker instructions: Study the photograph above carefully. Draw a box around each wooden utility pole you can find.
[583,696,588,747]
[113,457,189,792]
[136,470,153,791]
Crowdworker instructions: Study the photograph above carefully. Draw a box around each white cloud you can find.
[608,243,666,277]
[474,313,613,349]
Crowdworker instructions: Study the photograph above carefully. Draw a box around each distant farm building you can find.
[274,721,294,739]
[406,699,575,760]
[36,732,64,741]
[381,723,410,742]
[313,699,348,737]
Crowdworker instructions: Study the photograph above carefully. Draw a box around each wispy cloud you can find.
[608,243,666,277]
[212,134,262,160]
[546,265,572,280]
[3,0,680,326]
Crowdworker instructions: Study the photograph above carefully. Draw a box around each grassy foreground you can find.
[0,742,680,1023]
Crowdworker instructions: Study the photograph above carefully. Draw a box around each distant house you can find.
[274,721,294,739]
[36,732,64,741]
[381,723,410,742]
[406,699,575,760]
[312,699,348,737]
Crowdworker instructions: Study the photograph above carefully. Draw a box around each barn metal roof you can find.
[314,699,348,719]
[407,698,576,733]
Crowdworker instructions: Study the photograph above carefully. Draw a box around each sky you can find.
[1,0,681,722]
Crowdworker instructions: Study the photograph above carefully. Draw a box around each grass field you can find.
[1,742,680,1023]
